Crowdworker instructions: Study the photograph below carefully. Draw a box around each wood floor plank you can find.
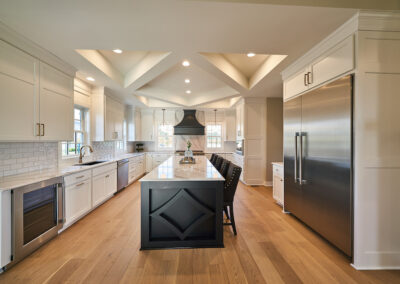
[1,180,399,284]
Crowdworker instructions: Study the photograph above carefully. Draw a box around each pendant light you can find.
[214,109,217,126]
[162,109,166,126]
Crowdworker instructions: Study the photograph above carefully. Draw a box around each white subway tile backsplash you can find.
[0,142,58,178]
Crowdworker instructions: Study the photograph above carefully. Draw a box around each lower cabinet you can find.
[92,168,117,208]
[65,179,92,227]
[272,163,284,206]
[128,154,145,184]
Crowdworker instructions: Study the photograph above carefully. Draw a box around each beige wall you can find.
[265,98,283,183]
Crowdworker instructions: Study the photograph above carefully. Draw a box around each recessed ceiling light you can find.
[185,79,190,84]
[113,49,123,54]
[185,90,191,94]
[247,52,256,57]
[182,60,190,67]
[86,77,95,82]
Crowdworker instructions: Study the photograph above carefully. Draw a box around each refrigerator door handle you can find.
[299,132,306,185]
[294,132,299,183]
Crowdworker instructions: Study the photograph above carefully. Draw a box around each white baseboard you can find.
[351,263,400,270]
[264,181,272,187]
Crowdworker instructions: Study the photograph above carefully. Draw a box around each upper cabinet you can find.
[105,96,124,141]
[91,88,124,141]
[39,62,74,141]
[224,109,236,141]
[0,39,74,141]
[236,102,244,140]
[284,35,354,101]
[141,109,154,141]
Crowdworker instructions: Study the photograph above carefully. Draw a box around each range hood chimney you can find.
[174,110,205,135]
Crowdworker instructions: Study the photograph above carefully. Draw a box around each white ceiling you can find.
[98,50,150,75]
[223,53,269,79]
[0,0,358,108]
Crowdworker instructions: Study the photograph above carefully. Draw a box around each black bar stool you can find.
[223,163,242,235]
[214,156,224,171]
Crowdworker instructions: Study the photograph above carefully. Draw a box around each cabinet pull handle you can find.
[36,123,41,136]
[304,73,308,86]
[75,182,85,187]
[76,175,85,179]
[105,175,110,178]
[41,124,45,136]
[307,72,312,85]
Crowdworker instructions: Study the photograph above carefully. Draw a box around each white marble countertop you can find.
[272,162,283,167]
[140,156,224,182]
[0,152,146,191]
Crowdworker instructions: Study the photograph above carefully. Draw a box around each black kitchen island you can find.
[140,156,224,249]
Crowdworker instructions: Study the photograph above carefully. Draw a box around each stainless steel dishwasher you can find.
[117,159,129,192]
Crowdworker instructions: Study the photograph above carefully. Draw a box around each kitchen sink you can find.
[75,160,107,166]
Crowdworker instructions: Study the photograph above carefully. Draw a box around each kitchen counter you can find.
[0,152,146,191]
[140,156,224,182]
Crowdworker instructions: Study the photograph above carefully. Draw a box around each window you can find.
[206,124,222,149]
[157,124,174,150]
[61,107,87,157]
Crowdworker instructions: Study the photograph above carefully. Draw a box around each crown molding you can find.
[0,21,76,77]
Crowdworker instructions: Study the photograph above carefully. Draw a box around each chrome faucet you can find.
[79,145,94,164]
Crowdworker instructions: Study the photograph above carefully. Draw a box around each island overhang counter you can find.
[140,156,224,249]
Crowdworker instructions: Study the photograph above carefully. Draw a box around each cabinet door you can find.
[105,98,115,141]
[39,63,74,141]
[146,154,153,172]
[141,110,154,141]
[65,179,92,225]
[225,110,236,141]
[92,174,106,207]
[105,169,117,197]
[310,35,354,88]
[283,67,309,101]
[0,40,39,141]
[236,105,242,139]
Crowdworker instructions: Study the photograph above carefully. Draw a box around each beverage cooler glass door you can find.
[13,177,64,262]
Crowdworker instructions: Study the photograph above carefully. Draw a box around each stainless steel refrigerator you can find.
[284,75,352,257]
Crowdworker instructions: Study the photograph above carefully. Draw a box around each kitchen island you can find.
[140,155,224,249]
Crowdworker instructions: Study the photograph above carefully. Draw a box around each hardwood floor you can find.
[1,181,399,284]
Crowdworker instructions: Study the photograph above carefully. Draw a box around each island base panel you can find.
[141,181,223,249]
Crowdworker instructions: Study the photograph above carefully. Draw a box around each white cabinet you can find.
[0,40,74,141]
[283,67,310,101]
[145,153,170,172]
[0,190,12,268]
[105,96,124,141]
[224,110,236,141]
[0,39,39,141]
[91,89,124,142]
[92,163,117,207]
[128,154,145,183]
[310,35,354,88]
[39,62,74,141]
[284,35,354,101]
[272,163,284,206]
[65,178,92,227]
[236,103,244,140]
[141,109,154,141]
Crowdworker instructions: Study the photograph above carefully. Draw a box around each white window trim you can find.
[156,123,175,152]
[205,122,224,152]
[61,106,89,159]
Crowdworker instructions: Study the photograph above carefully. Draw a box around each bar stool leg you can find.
[229,204,237,235]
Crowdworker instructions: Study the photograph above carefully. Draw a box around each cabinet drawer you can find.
[64,170,91,187]
[92,162,117,177]
[273,165,283,178]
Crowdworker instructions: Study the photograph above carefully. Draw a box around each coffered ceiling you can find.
[0,0,359,108]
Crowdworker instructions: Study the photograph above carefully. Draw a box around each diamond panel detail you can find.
[150,189,214,240]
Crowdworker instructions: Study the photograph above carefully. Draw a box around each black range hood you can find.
[174,110,205,135]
